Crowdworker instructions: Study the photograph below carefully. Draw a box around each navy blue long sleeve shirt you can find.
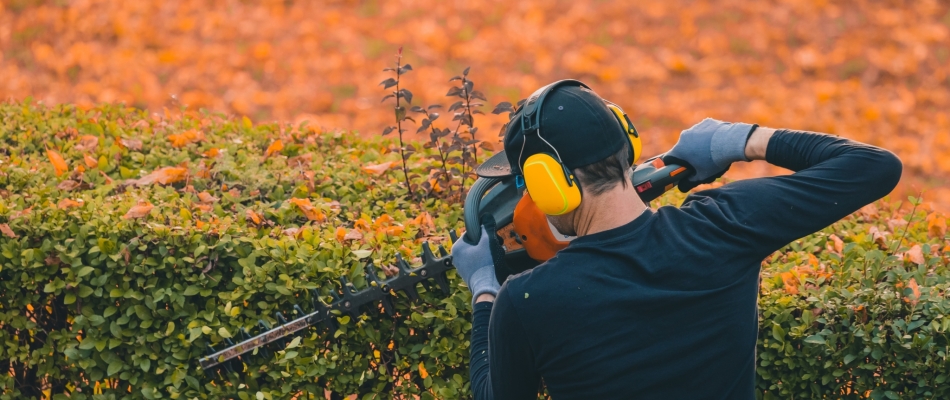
[469,129,903,399]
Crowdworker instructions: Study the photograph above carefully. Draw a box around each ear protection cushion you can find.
[606,104,642,165]
[523,153,582,215]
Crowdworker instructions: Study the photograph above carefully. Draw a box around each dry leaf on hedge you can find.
[418,362,428,379]
[335,226,347,242]
[83,154,98,168]
[905,244,925,265]
[859,203,879,218]
[58,198,83,209]
[288,197,325,221]
[287,153,312,168]
[168,129,203,148]
[11,206,33,220]
[118,137,142,150]
[198,191,218,203]
[362,161,393,175]
[905,278,921,306]
[46,148,68,176]
[265,139,284,157]
[57,180,80,191]
[868,226,888,249]
[828,234,844,255]
[927,214,947,238]
[202,148,220,158]
[344,229,363,241]
[246,209,264,225]
[123,201,153,219]
[0,223,16,238]
[127,166,188,186]
[76,135,99,151]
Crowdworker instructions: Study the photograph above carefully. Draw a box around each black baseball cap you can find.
[476,81,629,178]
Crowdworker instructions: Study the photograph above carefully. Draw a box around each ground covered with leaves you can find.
[0,102,949,399]
[1,0,949,209]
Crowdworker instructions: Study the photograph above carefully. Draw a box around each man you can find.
[451,82,902,399]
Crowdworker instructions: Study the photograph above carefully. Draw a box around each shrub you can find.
[0,101,947,399]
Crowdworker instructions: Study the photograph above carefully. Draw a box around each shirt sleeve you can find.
[486,286,542,400]
[683,129,902,257]
[470,301,494,400]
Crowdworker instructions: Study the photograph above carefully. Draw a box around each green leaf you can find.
[140,358,151,373]
[107,360,124,376]
[351,249,372,259]
[843,354,858,365]
[165,321,175,336]
[77,266,95,277]
[183,285,200,296]
[287,336,301,349]
[803,335,825,345]
[64,292,76,305]
[771,323,785,342]
[218,327,231,339]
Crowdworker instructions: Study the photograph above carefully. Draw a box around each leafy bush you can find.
[0,101,947,399]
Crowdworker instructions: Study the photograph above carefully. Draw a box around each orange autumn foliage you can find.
[265,140,284,157]
[122,201,154,219]
[46,148,68,176]
[362,161,394,176]
[127,167,188,186]
[2,0,949,210]
[168,130,204,148]
[288,198,325,222]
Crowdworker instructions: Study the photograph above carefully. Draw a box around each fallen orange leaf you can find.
[0,223,16,238]
[288,197,325,221]
[76,135,99,152]
[127,167,188,186]
[905,244,925,265]
[202,148,220,158]
[168,129,204,148]
[905,277,921,306]
[83,154,98,168]
[344,229,363,241]
[335,226,347,242]
[362,161,394,175]
[828,234,844,255]
[265,139,284,157]
[47,148,69,176]
[197,191,218,203]
[246,209,263,225]
[58,198,83,209]
[927,214,947,238]
[122,201,154,219]
[418,362,428,379]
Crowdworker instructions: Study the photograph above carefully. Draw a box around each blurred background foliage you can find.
[1,0,949,208]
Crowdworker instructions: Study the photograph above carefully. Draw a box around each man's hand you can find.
[663,118,758,192]
[451,226,501,306]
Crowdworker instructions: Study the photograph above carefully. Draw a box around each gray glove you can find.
[663,118,757,191]
[451,227,501,306]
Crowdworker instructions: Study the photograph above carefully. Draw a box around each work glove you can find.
[663,118,758,192]
[451,226,501,306]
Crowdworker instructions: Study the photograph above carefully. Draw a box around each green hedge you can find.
[0,102,947,399]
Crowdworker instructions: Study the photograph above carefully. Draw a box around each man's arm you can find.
[687,127,902,256]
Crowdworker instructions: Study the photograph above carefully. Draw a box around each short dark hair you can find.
[574,145,630,196]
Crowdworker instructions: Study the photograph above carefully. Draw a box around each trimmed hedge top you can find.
[0,101,948,399]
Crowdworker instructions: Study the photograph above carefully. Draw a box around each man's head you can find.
[502,82,638,236]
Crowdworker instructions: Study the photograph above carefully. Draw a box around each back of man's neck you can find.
[574,184,647,236]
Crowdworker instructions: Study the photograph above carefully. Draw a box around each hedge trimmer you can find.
[199,152,688,376]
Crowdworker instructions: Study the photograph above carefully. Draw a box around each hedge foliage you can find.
[0,102,948,399]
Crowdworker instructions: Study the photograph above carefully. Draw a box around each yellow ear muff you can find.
[523,153,582,215]
[606,104,642,165]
